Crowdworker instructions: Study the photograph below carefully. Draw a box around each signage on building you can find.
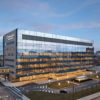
[7,34,14,40]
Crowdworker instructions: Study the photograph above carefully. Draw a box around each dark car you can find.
[98,81,100,84]
[60,90,67,94]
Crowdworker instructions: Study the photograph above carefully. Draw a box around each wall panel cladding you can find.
[22,34,93,46]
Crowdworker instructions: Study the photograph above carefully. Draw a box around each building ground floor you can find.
[2,69,92,87]
[0,66,92,83]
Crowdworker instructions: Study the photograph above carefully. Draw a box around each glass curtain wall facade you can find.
[0,36,3,67]
[15,29,94,81]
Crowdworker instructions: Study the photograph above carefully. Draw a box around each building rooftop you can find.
[17,29,93,44]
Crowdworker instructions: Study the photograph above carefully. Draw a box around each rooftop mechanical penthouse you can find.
[3,29,94,82]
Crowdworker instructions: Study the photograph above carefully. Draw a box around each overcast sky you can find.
[0,0,100,51]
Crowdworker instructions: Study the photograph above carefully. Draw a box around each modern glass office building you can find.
[3,29,94,81]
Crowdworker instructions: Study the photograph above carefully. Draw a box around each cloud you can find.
[16,21,100,32]
[46,0,100,18]
[94,44,100,51]
[0,0,51,13]
[36,22,100,31]
[1,18,100,34]
[0,31,7,36]
[0,0,100,34]
[18,22,100,34]
[58,22,100,30]
[29,22,56,32]
[1,0,100,19]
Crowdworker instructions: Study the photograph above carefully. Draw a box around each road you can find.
[0,83,15,100]
[0,82,30,100]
